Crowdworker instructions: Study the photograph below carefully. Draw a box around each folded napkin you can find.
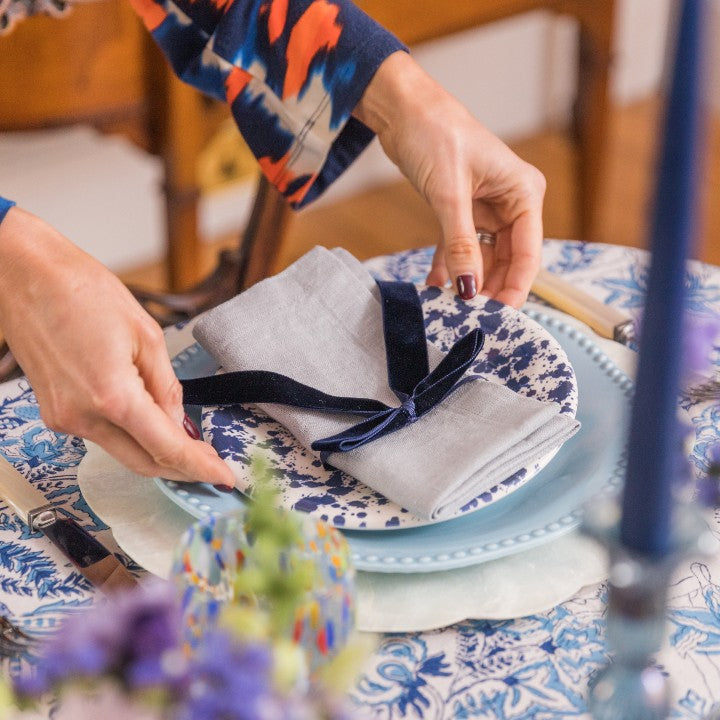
[191,247,579,520]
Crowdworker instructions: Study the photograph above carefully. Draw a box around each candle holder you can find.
[583,498,715,720]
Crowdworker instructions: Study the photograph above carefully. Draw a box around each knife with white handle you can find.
[531,268,635,344]
[0,455,138,595]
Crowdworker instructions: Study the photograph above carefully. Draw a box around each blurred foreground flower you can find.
[15,580,182,700]
[683,314,720,381]
[679,314,720,507]
[697,443,720,508]
[14,581,360,720]
[12,459,367,719]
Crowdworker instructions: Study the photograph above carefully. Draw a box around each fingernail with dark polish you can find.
[456,274,477,300]
[183,413,201,440]
[216,483,236,493]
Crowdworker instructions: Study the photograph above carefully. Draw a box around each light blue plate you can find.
[157,310,631,573]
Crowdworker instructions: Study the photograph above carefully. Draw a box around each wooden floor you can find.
[119,96,720,291]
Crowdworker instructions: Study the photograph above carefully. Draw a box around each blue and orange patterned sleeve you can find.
[0,197,16,226]
[129,0,406,209]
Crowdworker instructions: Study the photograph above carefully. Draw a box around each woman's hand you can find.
[354,51,546,308]
[0,207,235,488]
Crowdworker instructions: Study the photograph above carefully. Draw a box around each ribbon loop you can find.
[181,281,485,456]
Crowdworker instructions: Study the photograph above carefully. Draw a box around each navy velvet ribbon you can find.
[181,281,484,455]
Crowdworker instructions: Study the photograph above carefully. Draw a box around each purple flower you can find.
[178,630,283,720]
[709,442,720,468]
[115,584,184,690]
[15,580,183,697]
[697,442,720,507]
[697,475,719,507]
[14,615,115,696]
[683,315,720,379]
[13,665,51,697]
[14,579,360,720]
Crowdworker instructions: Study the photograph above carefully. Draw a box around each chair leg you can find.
[127,248,244,327]
[571,1,615,242]
[127,174,293,326]
[236,174,294,290]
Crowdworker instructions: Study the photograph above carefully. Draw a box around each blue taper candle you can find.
[620,0,706,556]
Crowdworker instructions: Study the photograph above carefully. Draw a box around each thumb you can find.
[437,200,483,300]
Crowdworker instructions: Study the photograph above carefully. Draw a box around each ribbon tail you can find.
[376,280,429,396]
[311,406,408,454]
[180,283,486,462]
[182,370,390,416]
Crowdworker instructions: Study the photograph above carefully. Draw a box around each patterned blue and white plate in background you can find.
[193,287,578,531]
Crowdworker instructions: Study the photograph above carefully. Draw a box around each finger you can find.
[436,199,483,300]
[426,242,449,287]
[129,312,235,486]
[83,418,192,481]
[481,258,509,300]
[134,316,185,426]
[480,228,512,299]
[105,381,236,487]
[479,242,496,291]
[493,210,543,308]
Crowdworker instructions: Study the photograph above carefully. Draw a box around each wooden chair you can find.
[0,0,273,290]
[0,0,288,309]
[1,0,615,295]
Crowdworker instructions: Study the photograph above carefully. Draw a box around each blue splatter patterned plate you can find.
[159,289,578,531]
[156,307,630,571]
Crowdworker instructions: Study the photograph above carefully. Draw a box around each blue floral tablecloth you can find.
[2,240,720,719]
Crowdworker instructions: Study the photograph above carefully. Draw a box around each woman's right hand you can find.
[353,51,545,308]
[0,207,235,488]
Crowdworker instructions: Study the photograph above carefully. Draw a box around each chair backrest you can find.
[355,0,614,47]
[0,2,151,145]
[0,0,235,294]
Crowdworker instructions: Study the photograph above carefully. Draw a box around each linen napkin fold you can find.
[192,246,580,520]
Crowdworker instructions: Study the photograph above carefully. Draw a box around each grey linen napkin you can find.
[193,246,580,520]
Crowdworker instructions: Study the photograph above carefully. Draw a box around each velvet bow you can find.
[181,281,484,456]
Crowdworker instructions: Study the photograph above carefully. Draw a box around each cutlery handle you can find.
[0,457,138,593]
[0,455,50,526]
[531,268,631,341]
